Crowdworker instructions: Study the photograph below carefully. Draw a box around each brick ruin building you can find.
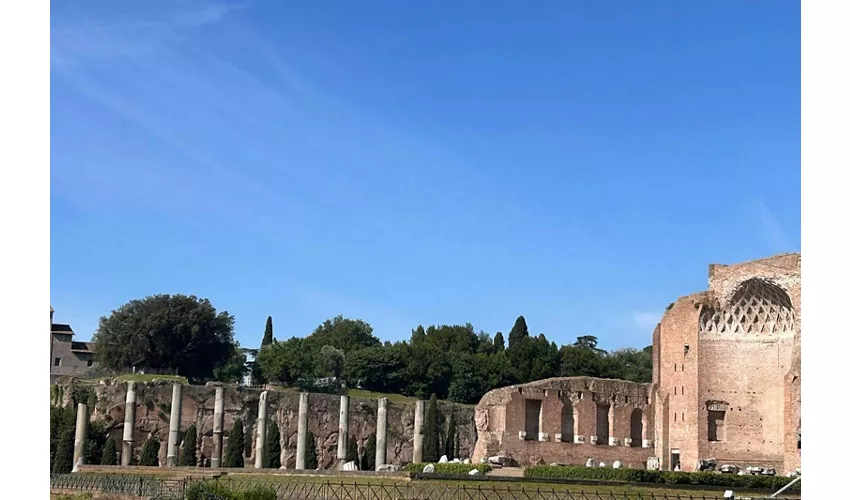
[473,253,801,474]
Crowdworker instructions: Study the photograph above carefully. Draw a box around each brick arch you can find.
[699,279,796,335]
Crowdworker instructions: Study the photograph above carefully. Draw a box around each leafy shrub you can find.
[240,485,277,500]
[185,481,276,500]
[403,463,493,475]
[185,481,239,500]
[523,466,800,492]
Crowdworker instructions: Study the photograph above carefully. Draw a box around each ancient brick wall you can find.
[473,377,654,466]
[653,253,801,474]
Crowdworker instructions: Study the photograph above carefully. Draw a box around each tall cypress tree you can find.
[262,316,274,346]
[179,423,198,466]
[493,332,505,352]
[444,412,456,460]
[305,430,318,469]
[265,421,281,469]
[422,394,440,462]
[347,438,359,469]
[138,436,160,466]
[362,434,376,471]
[507,315,529,350]
[53,427,75,473]
[101,437,118,465]
[224,419,245,468]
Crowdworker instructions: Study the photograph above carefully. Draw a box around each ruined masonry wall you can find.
[61,380,475,468]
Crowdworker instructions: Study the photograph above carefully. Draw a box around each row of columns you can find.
[86,383,426,470]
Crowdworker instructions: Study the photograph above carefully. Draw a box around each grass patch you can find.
[347,389,417,405]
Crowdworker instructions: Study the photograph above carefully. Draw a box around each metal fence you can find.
[185,478,799,500]
[50,473,170,497]
[51,475,800,500]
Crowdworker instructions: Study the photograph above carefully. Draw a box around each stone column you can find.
[72,403,89,472]
[413,400,425,463]
[254,391,268,468]
[295,392,309,470]
[121,382,136,466]
[375,398,388,468]
[166,383,182,467]
[211,387,224,468]
[336,395,349,469]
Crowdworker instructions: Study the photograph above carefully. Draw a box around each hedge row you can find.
[185,481,276,500]
[523,466,799,492]
[404,463,493,475]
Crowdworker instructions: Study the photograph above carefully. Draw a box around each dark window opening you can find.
[525,399,542,441]
[629,409,642,447]
[560,399,575,443]
[54,358,61,367]
[708,410,726,442]
[87,359,93,367]
[596,404,610,445]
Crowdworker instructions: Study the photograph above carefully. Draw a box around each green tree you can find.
[346,438,359,469]
[493,332,505,352]
[262,316,274,346]
[422,394,441,462]
[319,345,345,379]
[305,430,318,469]
[306,316,380,354]
[507,315,529,350]
[213,346,247,384]
[255,338,313,386]
[265,421,281,469]
[101,437,118,465]
[138,436,160,466]
[180,423,198,466]
[444,412,457,460]
[53,426,75,473]
[224,419,245,468]
[92,294,237,381]
[50,404,76,471]
[85,419,109,466]
[343,345,406,393]
[362,434,376,471]
[447,353,487,404]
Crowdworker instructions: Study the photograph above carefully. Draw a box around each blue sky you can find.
[50,1,800,351]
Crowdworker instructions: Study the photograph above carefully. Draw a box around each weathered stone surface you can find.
[57,381,476,468]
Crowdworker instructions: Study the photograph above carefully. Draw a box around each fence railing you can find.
[51,475,800,500]
[50,473,170,497]
[186,478,801,500]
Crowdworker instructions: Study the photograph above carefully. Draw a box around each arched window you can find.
[699,279,796,334]
[629,409,642,447]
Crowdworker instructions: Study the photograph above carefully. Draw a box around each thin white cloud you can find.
[754,200,792,251]
[631,311,662,333]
